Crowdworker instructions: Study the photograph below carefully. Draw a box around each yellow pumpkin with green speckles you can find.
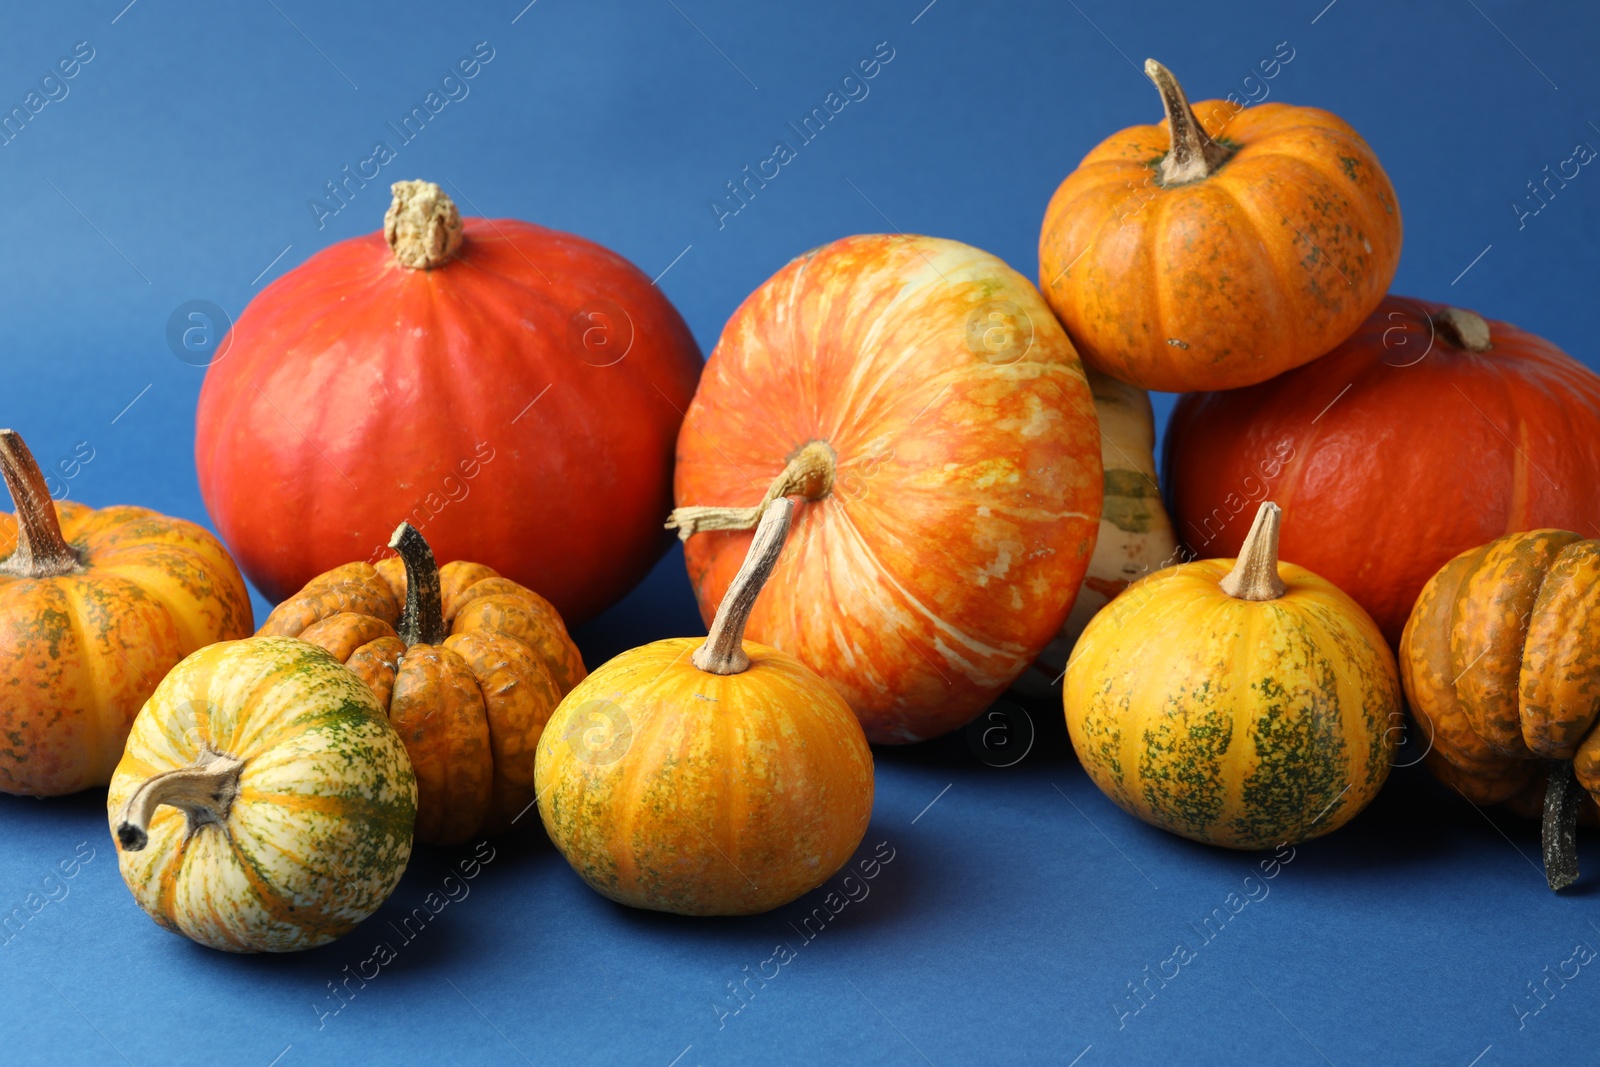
[535,500,874,916]
[108,637,417,952]
[1065,502,1399,849]
[0,430,254,797]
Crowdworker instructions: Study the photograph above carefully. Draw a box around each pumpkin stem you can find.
[1433,307,1493,353]
[0,429,83,579]
[666,440,835,542]
[1219,501,1287,601]
[692,497,794,676]
[1542,759,1583,891]
[115,747,246,852]
[1145,59,1235,185]
[390,522,447,647]
[385,180,464,270]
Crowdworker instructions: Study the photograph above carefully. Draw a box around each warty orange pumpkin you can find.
[536,499,875,916]
[1066,502,1400,849]
[257,522,583,844]
[0,429,253,796]
[1401,529,1600,890]
[1039,59,1401,392]
[669,233,1103,743]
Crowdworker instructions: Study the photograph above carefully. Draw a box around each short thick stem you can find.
[384,180,464,270]
[1433,307,1493,352]
[390,522,447,647]
[692,497,794,675]
[0,429,82,579]
[1145,59,1234,185]
[1542,759,1582,892]
[115,748,245,852]
[1219,501,1286,601]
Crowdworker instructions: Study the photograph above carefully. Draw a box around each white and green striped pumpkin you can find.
[107,637,416,953]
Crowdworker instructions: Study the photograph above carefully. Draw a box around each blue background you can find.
[3,1,1599,1064]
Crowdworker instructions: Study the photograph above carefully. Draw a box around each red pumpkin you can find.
[1165,297,1600,644]
[195,180,703,624]
[670,234,1103,743]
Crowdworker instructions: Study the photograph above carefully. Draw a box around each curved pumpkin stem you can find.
[115,748,245,852]
[0,429,82,579]
[693,497,794,675]
[1145,59,1235,185]
[1542,760,1583,891]
[390,522,447,647]
[666,441,834,542]
[1220,501,1287,601]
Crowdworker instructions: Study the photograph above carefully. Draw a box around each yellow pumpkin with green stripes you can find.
[107,637,416,952]
[1065,502,1399,849]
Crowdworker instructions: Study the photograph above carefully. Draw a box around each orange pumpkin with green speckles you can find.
[257,522,583,844]
[1065,502,1400,849]
[669,232,1103,744]
[0,430,253,797]
[536,500,874,916]
[1039,59,1402,392]
[1400,529,1600,891]
[109,636,416,952]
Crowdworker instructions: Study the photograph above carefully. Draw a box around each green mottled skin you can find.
[1066,557,1399,850]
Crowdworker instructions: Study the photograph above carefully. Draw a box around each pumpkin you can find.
[1400,529,1600,891]
[1011,366,1178,697]
[1065,502,1399,848]
[537,499,874,915]
[195,180,703,624]
[668,233,1103,743]
[0,429,253,797]
[1164,297,1600,646]
[257,522,583,844]
[108,637,416,952]
[1039,59,1401,392]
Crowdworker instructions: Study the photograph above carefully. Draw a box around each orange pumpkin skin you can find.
[0,501,253,796]
[535,637,874,916]
[1039,93,1400,392]
[1166,298,1600,645]
[1401,530,1600,810]
[258,552,584,844]
[674,234,1103,743]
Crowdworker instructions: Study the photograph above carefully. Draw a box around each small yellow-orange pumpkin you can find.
[1039,59,1401,392]
[258,523,583,844]
[1400,529,1600,890]
[1066,502,1400,848]
[0,429,253,796]
[536,499,874,916]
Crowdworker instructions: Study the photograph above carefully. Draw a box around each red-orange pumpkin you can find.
[195,180,702,624]
[669,234,1103,743]
[1165,297,1600,645]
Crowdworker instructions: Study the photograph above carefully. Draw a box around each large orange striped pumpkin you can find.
[669,234,1103,743]
[108,637,416,952]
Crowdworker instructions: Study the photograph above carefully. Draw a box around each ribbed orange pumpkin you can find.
[1401,529,1600,890]
[1039,59,1401,392]
[669,233,1103,743]
[0,430,253,796]
[258,523,583,843]
[536,500,874,916]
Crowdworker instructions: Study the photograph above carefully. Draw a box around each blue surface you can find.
[3,1,1599,1064]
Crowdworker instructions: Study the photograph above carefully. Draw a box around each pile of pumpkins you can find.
[4,63,1599,956]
